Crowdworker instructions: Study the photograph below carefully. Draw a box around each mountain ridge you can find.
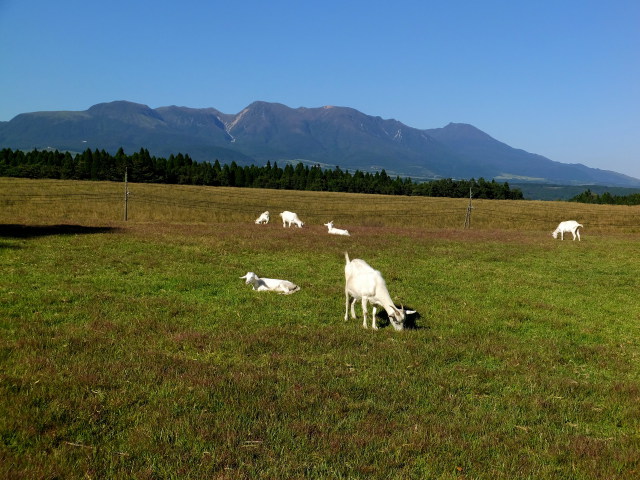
[1,100,638,187]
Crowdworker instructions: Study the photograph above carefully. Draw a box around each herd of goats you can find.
[240,210,584,331]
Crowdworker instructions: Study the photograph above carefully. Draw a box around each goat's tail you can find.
[344,252,350,264]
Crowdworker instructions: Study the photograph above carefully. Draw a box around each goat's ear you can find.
[405,310,416,315]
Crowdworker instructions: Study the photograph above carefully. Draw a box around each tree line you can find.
[569,189,640,206]
[0,147,523,200]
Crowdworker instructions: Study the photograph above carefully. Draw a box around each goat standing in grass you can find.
[240,272,300,294]
[255,211,270,224]
[279,211,304,228]
[344,252,414,330]
[552,220,583,241]
[324,221,350,236]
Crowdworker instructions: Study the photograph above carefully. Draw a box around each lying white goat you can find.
[255,211,270,224]
[324,221,350,236]
[344,252,414,330]
[240,272,300,295]
[552,220,583,241]
[279,211,304,228]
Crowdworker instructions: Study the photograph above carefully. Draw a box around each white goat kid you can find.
[344,253,414,330]
[255,211,270,224]
[279,211,304,228]
[552,220,583,241]
[324,221,350,236]
[240,272,300,295]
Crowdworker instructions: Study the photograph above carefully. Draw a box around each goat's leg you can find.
[371,306,378,330]
[577,229,581,241]
[361,298,368,328]
[344,292,350,321]
[350,297,357,319]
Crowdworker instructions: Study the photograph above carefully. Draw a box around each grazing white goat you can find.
[552,220,583,241]
[344,252,414,330]
[324,221,350,236]
[255,211,270,224]
[240,272,300,295]
[279,211,304,228]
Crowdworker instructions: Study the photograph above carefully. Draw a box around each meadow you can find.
[1,178,639,479]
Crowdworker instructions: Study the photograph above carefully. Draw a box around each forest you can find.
[0,147,524,199]
[569,188,640,206]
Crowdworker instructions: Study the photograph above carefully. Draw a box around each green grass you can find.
[1,179,639,479]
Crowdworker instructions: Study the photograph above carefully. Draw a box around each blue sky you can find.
[1,0,639,178]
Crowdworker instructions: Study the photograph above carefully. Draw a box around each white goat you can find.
[240,272,300,295]
[255,211,270,224]
[324,221,350,236]
[344,253,414,330]
[552,220,583,241]
[279,211,304,228]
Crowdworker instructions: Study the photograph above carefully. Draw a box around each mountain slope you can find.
[424,123,639,186]
[0,100,638,186]
[224,102,469,177]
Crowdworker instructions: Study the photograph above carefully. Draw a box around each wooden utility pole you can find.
[464,187,473,229]
[124,167,129,221]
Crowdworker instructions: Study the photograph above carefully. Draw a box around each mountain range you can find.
[1,100,638,187]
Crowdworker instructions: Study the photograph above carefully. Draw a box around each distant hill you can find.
[1,100,638,187]
[513,183,640,201]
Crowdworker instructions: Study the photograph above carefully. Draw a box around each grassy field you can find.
[1,178,639,479]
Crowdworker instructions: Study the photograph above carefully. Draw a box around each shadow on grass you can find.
[377,306,426,330]
[0,224,122,240]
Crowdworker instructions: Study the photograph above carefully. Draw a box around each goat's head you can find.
[551,230,559,239]
[324,221,334,228]
[240,272,258,285]
[387,305,417,331]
